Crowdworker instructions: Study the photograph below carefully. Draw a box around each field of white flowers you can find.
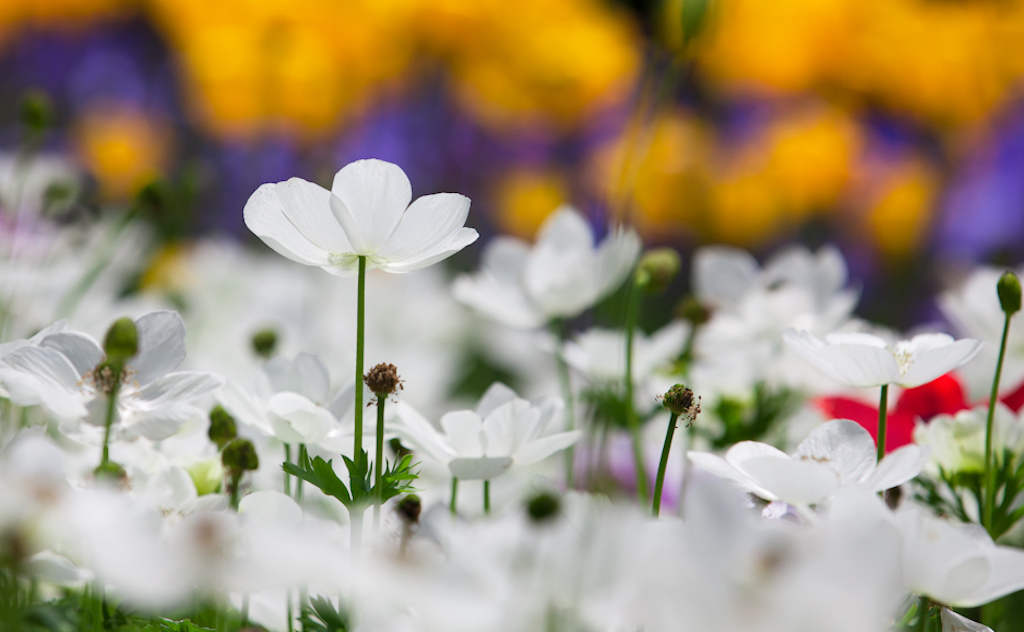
[3,158,1024,632]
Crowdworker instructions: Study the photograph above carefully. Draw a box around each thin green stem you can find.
[483,480,491,515]
[354,256,367,471]
[91,581,103,632]
[551,320,577,488]
[296,444,306,501]
[450,477,459,515]
[241,592,250,627]
[229,472,241,511]
[286,590,294,632]
[652,413,679,517]
[373,394,386,531]
[876,384,889,464]
[985,313,1013,535]
[624,278,649,502]
[283,444,292,497]
[99,363,123,469]
[914,597,928,632]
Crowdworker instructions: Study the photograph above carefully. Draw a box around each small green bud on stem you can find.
[251,328,278,359]
[662,384,701,425]
[20,89,53,138]
[208,405,238,450]
[103,317,139,364]
[526,490,561,524]
[998,271,1022,316]
[635,248,681,294]
[396,494,422,526]
[676,295,711,327]
[222,438,260,473]
[93,460,127,487]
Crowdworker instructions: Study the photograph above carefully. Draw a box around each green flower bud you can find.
[20,89,53,136]
[997,271,1022,316]
[188,458,224,495]
[526,490,561,524]
[676,295,710,327]
[662,384,701,424]
[251,328,278,359]
[103,317,139,364]
[94,460,127,487]
[208,405,238,449]
[635,248,681,294]
[222,438,259,473]
[396,494,422,525]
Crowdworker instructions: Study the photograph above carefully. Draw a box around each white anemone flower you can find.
[688,419,928,509]
[0,311,223,440]
[394,382,581,480]
[243,158,478,275]
[783,329,983,389]
[452,206,641,329]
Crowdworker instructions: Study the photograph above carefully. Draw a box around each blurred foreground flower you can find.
[244,158,478,275]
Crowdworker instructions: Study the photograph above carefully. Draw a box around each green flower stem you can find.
[483,480,491,516]
[450,477,459,516]
[624,277,649,503]
[354,255,367,472]
[229,472,242,511]
[914,598,928,632]
[296,444,306,501]
[286,593,294,632]
[652,412,680,517]
[241,593,250,628]
[99,363,123,469]
[373,393,386,531]
[551,320,577,488]
[283,444,292,497]
[91,581,103,632]
[985,312,1013,535]
[876,384,889,464]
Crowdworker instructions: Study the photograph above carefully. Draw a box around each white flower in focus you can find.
[0,311,223,440]
[394,382,581,480]
[897,503,1024,607]
[688,419,927,509]
[244,158,478,275]
[913,403,1023,474]
[783,330,983,389]
[452,206,641,329]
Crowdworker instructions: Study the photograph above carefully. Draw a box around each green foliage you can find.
[300,596,349,632]
[283,450,418,509]
[701,383,800,450]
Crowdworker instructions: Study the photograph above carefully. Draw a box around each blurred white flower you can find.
[0,311,223,440]
[452,206,641,329]
[783,330,983,389]
[395,382,580,480]
[914,403,1023,475]
[244,158,478,275]
[689,419,927,509]
[940,608,993,632]
[897,503,1024,607]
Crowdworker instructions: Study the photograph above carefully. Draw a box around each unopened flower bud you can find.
[251,328,278,359]
[635,248,681,294]
[676,295,710,327]
[103,317,138,363]
[526,490,561,524]
[208,405,237,449]
[222,439,259,473]
[396,494,422,525]
[20,89,52,136]
[365,363,403,396]
[662,384,701,424]
[998,271,1022,316]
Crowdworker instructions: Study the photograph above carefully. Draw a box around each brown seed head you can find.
[364,363,403,396]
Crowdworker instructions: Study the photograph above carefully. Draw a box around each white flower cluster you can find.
[1,157,1023,632]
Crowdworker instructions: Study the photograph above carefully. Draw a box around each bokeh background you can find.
[2,0,1024,329]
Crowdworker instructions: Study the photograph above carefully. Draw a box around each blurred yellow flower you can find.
[493,168,570,238]
[73,104,172,201]
[863,158,937,259]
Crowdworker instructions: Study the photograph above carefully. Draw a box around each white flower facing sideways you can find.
[782,329,983,389]
[0,311,223,441]
[688,419,928,510]
[243,158,479,275]
[452,206,642,329]
[394,382,582,480]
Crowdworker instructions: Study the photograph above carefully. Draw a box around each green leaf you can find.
[283,456,353,506]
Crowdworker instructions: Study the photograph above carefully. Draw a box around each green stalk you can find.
[984,313,1013,534]
[483,480,491,516]
[229,472,241,511]
[914,597,928,632]
[283,444,292,497]
[354,256,367,471]
[373,394,386,531]
[296,444,306,501]
[876,384,889,464]
[99,363,123,468]
[652,413,680,517]
[241,593,250,628]
[551,320,577,487]
[624,278,649,502]
[450,477,459,516]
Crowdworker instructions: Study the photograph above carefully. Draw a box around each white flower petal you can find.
[440,410,485,458]
[793,419,876,485]
[900,338,983,388]
[123,405,196,440]
[264,353,330,405]
[391,401,456,464]
[740,457,840,505]
[274,178,353,253]
[244,183,331,266]
[594,227,641,300]
[135,371,224,410]
[374,192,471,262]
[940,608,993,632]
[481,399,535,457]
[267,392,336,444]
[330,159,412,253]
[862,444,928,491]
[0,347,87,417]
[475,382,520,419]
[39,332,103,376]
[816,341,901,388]
[374,227,478,273]
[218,380,273,436]
[132,311,188,387]
[448,456,513,480]
[513,430,582,465]
[693,246,760,307]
